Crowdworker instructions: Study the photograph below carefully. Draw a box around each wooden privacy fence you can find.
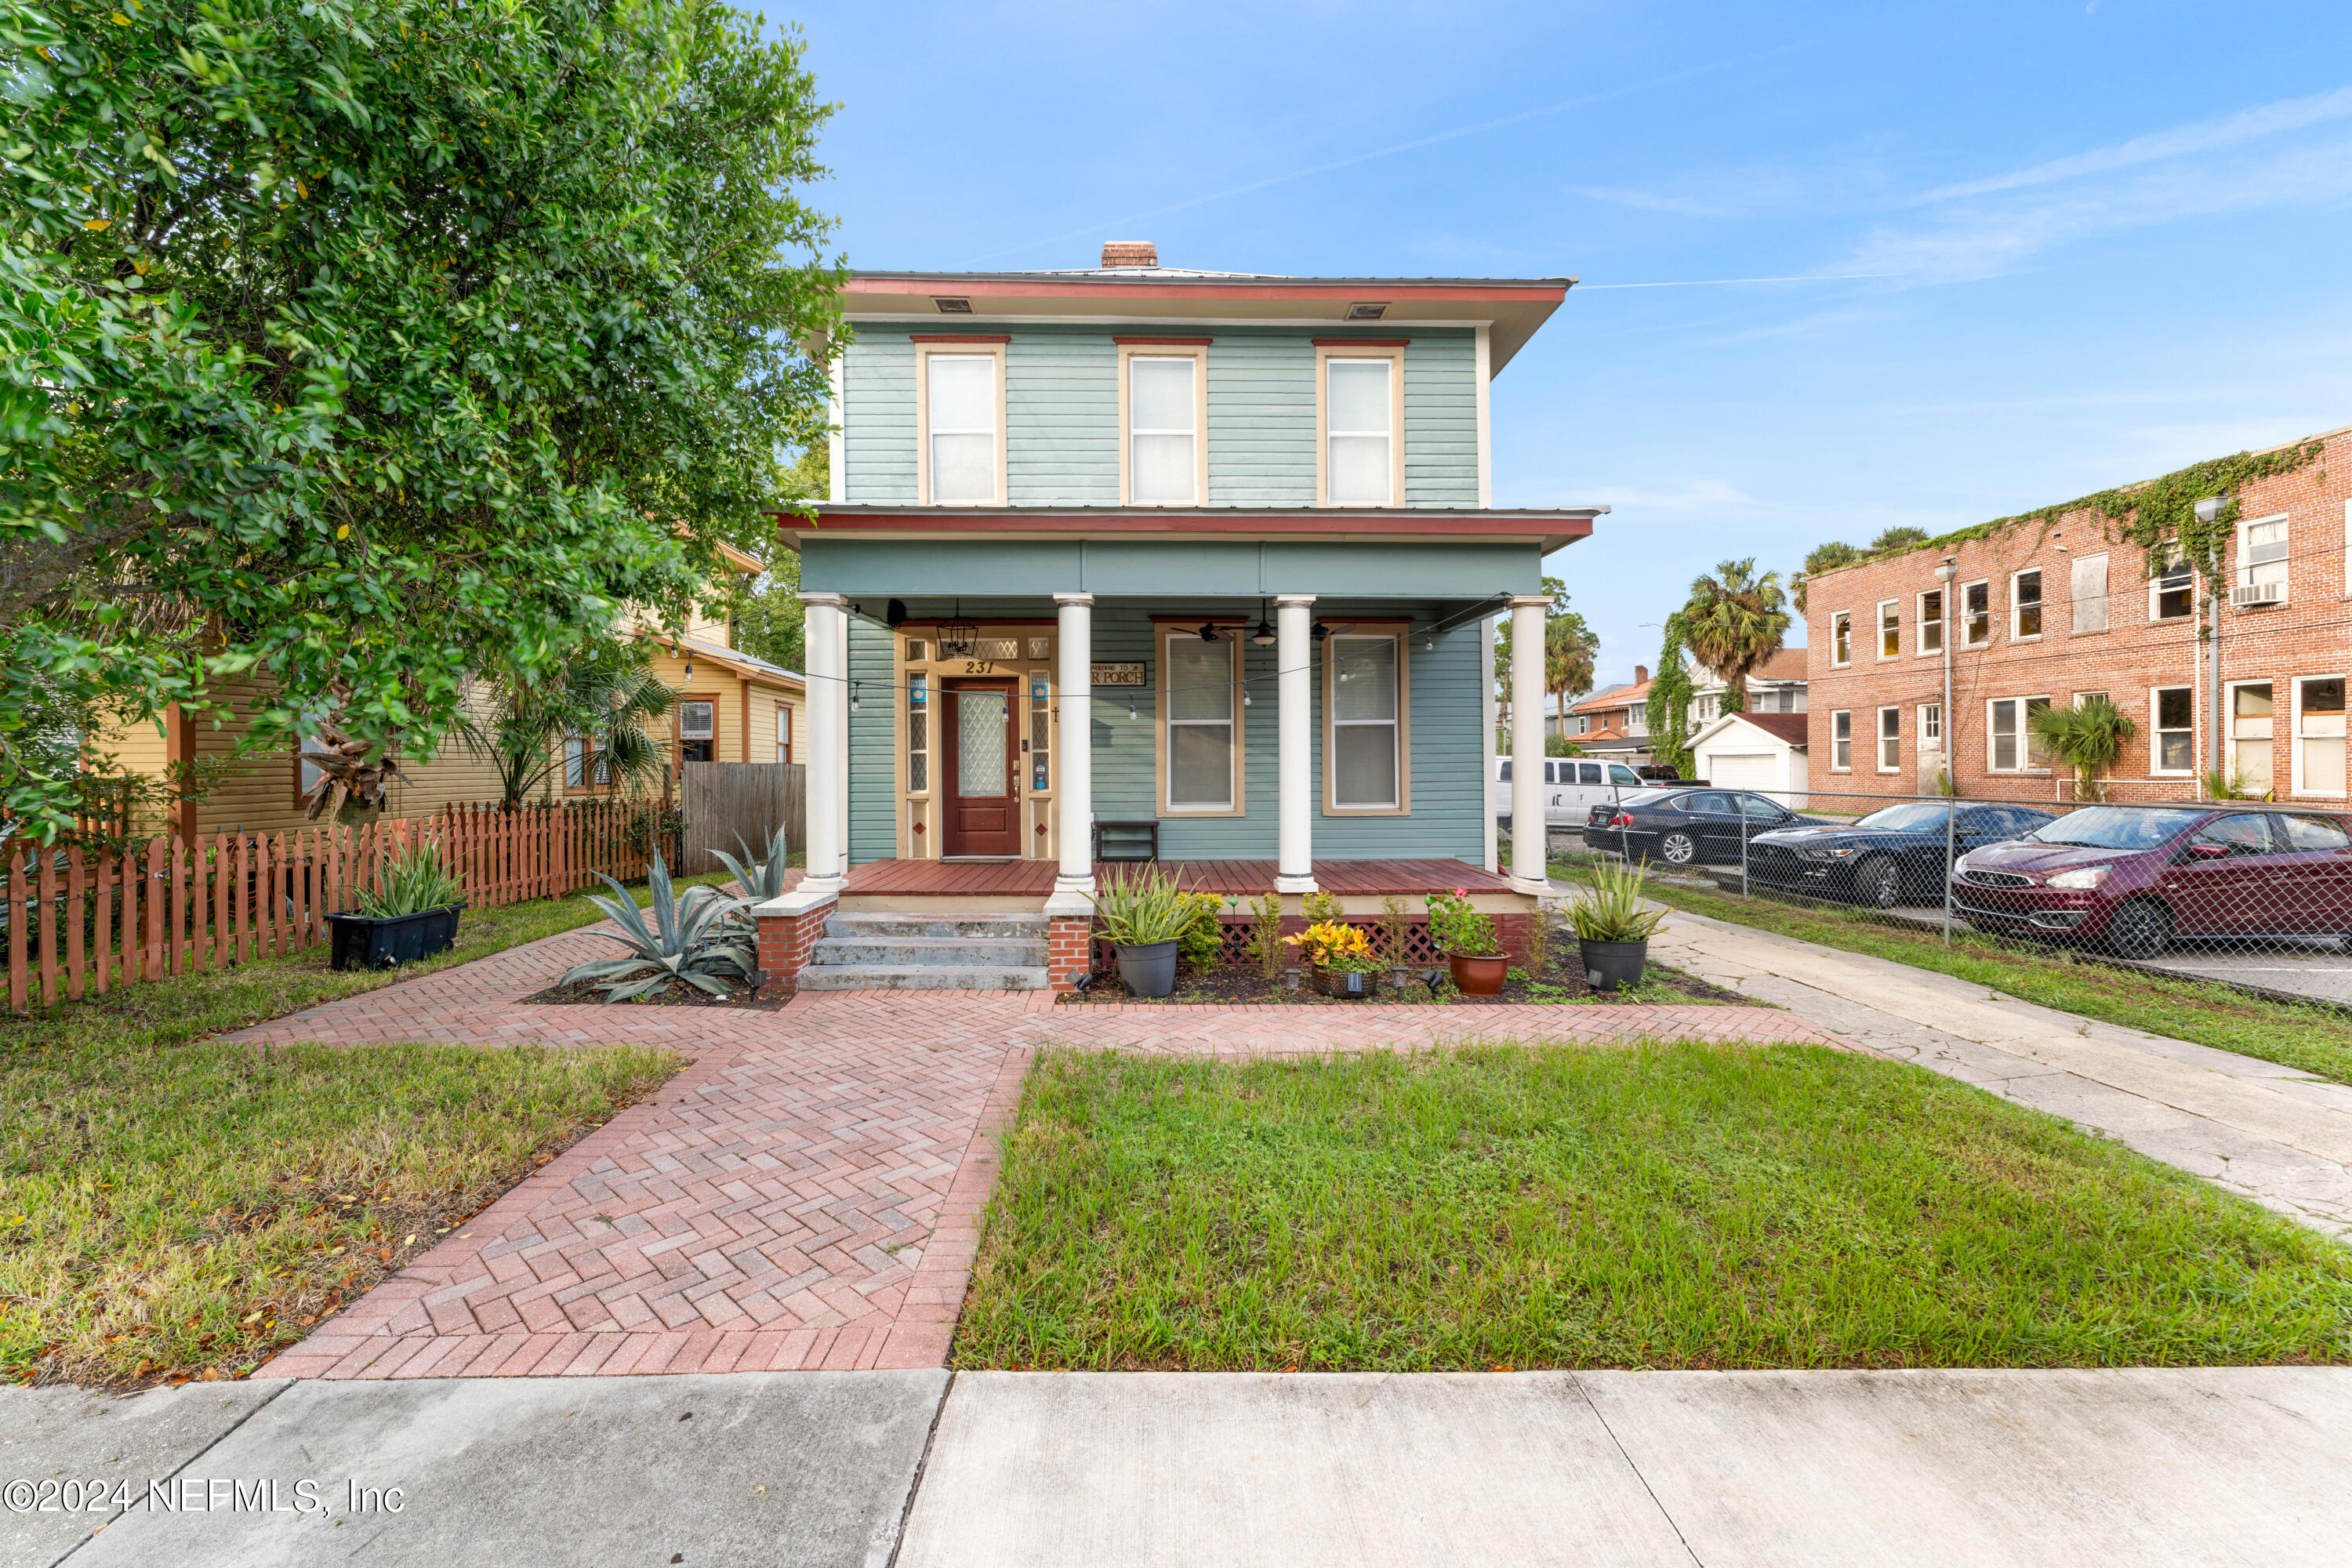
[2,798,656,1012]
[680,761,805,875]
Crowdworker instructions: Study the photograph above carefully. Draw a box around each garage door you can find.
[1702,752,1777,790]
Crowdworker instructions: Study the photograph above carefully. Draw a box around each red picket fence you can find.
[2,799,657,1012]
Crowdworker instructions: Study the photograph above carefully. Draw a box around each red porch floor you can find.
[840,858,1513,898]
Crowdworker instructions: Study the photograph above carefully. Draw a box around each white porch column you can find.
[1508,594,1550,893]
[800,593,847,892]
[1275,594,1318,895]
[1051,593,1095,906]
[833,604,851,878]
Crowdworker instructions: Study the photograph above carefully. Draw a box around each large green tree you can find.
[0,0,842,837]
[1490,575,1593,749]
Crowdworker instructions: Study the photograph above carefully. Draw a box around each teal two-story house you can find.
[756,242,1602,990]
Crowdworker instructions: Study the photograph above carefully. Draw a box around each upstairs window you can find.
[1918,588,1944,653]
[1127,352,1201,504]
[2241,514,2288,589]
[1878,599,1900,658]
[1831,612,1851,666]
[2012,569,2042,638]
[923,350,1000,503]
[1323,355,1396,506]
[1962,580,1991,645]
[2071,554,2109,633]
[2152,557,2194,621]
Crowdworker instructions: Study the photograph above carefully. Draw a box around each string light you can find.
[1127,699,1138,720]
[849,681,861,713]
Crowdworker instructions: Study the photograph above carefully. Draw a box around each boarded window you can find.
[2071,554,2109,633]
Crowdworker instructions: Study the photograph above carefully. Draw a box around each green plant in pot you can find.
[1427,887,1508,996]
[327,841,466,970]
[1284,920,1381,999]
[1087,866,1200,999]
[1567,857,1668,991]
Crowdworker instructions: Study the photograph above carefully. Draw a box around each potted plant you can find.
[1566,857,1668,991]
[1283,920,1381,998]
[1426,887,1507,996]
[1087,866,1200,999]
[326,841,466,971]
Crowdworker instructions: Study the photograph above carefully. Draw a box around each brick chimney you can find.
[1635,664,1650,684]
[1100,241,1158,270]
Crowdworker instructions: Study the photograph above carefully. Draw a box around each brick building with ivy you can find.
[1802,423,2351,806]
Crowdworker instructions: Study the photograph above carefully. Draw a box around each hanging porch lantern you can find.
[938,600,980,659]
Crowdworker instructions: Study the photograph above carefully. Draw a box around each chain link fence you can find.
[1559,785,2352,1008]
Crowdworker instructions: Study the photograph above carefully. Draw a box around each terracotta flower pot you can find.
[1449,953,1508,996]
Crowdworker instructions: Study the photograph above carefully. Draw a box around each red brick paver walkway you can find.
[252,938,1840,1380]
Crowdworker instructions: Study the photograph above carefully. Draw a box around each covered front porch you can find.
[835,855,1520,912]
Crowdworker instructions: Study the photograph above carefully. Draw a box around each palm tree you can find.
[456,640,677,807]
[1544,612,1597,737]
[2031,699,2136,804]
[1680,558,1791,714]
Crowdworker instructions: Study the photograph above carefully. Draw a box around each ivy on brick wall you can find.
[1648,613,1696,779]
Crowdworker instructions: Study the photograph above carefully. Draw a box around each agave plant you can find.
[711,826,790,902]
[354,841,462,918]
[560,854,754,1001]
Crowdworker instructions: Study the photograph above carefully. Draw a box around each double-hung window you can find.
[2152,686,2194,774]
[1322,351,1398,506]
[677,699,716,767]
[1918,588,1944,653]
[1163,632,1238,812]
[1124,349,1203,504]
[2012,569,2042,638]
[2071,554,2109,633]
[1878,600,1900,658]
[1831,612,1851,666]
[1831,710,1851,771]
[1878,707,1900,771]
[1987,696,2049,771]
[1328,633,1405,811]
[921,348,1001,504]
[564,736,611,789]
[1962,580,1991,645]
[775,703,793,767]
[2241,514,2289,593]
[2152,557,2194,621]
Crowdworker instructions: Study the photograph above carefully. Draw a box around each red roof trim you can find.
[908,333,1011,343]
[1112,336,1214,346]
[850,278,1565,304]
[1312,338,1413,347]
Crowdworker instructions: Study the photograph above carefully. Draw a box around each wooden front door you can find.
[942,681,1020,856]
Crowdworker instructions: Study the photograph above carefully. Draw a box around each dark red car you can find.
[1949,804,2352,958]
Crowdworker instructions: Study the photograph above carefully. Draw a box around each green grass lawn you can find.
[1611,872,2352,1087]
[0,869,735,1058]
[955,1044,2352,1372]
[1,1037,677,1385]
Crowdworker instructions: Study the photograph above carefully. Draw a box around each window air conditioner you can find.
[2230,581,2287,610]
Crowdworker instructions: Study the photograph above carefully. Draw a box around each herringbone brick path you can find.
[252,936,1840,1380]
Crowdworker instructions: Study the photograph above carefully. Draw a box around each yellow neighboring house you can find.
[93,543,808,842]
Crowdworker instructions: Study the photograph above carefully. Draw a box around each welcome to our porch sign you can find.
[1090,663,1145,687]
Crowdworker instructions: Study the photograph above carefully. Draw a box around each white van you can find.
[1494,757,1650,829]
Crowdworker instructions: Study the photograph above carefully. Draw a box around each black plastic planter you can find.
[1579,938,1649,993]
[1115,939,1178,999]
[326,903,466,971]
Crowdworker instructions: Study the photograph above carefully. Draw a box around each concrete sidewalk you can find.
[12,1367,2352,1566]
[1650,906,2352,1236]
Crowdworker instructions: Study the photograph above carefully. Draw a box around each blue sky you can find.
[791,0,2352,688]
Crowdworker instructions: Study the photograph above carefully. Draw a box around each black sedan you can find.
[1582,788,1823,867]
[1747,801,2059,908]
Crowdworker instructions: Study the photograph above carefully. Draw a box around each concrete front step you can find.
[811,936,1048,967]
[793,964,1053,992]
[823,913,1048,940]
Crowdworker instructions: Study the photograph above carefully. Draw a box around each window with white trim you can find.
[775,702,793,766]
[1920,703,1942,747]
[1918,588,1944,653]
[2240,513,2288,590]
[677,699,715,765]
[1878,600,1900,659]
[1831,612,1851,666]
[1329,634,1402,810]
[1831,710,1851,771]
[2071,554,2109,633]
[2012,568,2042,638]
[924,354,997,503]
[1164,632,1236,811]
[2152,686,2194,774]
[1325,358,1393,506]
[1987,696,2050,771]
[2152,557,2193,621]
[2297,677,2347,797]
[564,735,612,789]
[1878,706,1900,771]
[1962,579,1991,645]
[1127,355,1198,504]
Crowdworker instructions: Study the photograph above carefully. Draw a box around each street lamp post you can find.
[1934,558,1957,946]
[2194,495,2230,797]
